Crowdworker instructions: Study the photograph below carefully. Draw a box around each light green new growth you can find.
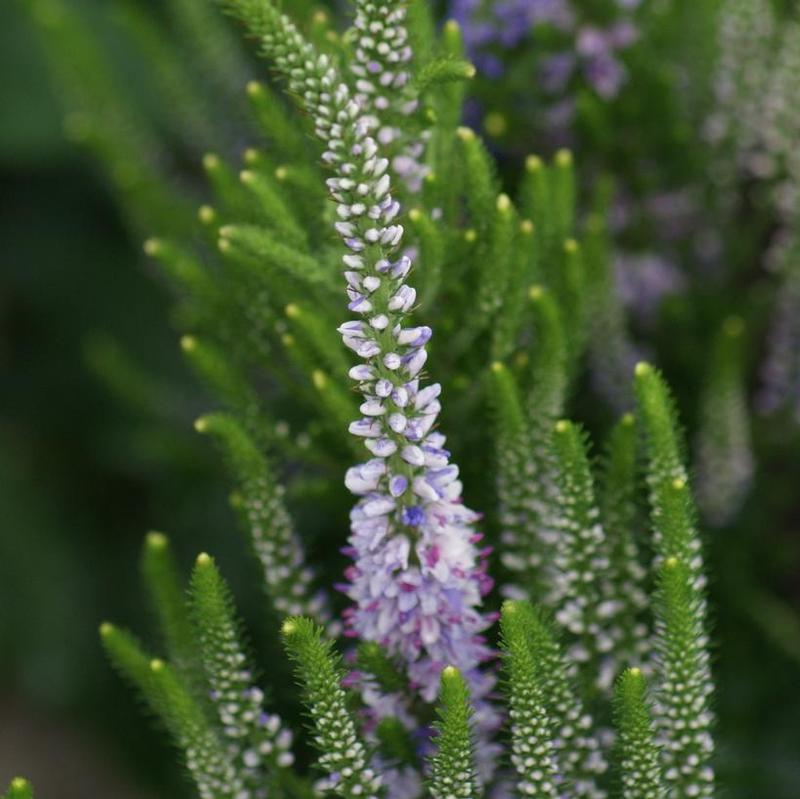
[499,601,559,799]
[238,169,308,249]
[456,126,499,234]
[407,207,446,307]
[180,335,271,447]
[613,668,665,799]
[355,641,407,695]
[655,558,714,798]
[281,618,382,799]
[550,420,620,693]
[634,363,699,567]
[194,413,329,625]
[488,361,547,589]
[284,303,353,390]
[475,193,517,327]
[415,57,476,92]
[517,606,606,798]
[635,364,714,798]
[100,623,242,799]
[598,414,649,666]
[559,238,587,373]
[189,554,296,792]
[141,531,203,692]
[1,778,33,799]
[519,155,553,253]
[428,21,470,219]
[489,290,568,598]
[428,667,478,799]
[528,286,569,420]
[551,149,577,244]
[217,224,332,291]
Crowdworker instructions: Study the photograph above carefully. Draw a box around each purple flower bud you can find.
[389,475,409,497]
[401,505,425,526]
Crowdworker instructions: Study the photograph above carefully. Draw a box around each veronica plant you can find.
[20,0,722,797]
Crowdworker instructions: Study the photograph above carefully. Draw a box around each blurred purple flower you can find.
[615,252,686,322]
[584,53,626,98]
[540,52,576,93]
[452,0,637,102]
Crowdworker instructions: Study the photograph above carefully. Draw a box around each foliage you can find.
[9,0,800,796]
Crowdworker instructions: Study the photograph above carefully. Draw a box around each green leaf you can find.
[239,167,308,249]
[474,193,517,329]
[246,80,312,162]
[281,618,382,799]
[654,558,714,798]
[2,778,34,799]
[428,666,478,799]
[597,414,649,668]
[218,224,336,292]
[503,603,606,795]
[634,363,700,567]
[405,0,436,70]
[550,149,576,244]
[407,207,446,308]
[189,553,297,791]
[499,601,559,798]
[550,419,620,693]
[355,641,407,694]
[635,365,714,796]
[375,718,418,767]
[492,218,539,360]
[100,623,243,799]
[527,285,569,422]
[415,56,475,93]
[141,531,204,695]
[613,668,665,799]
[456,126,498,233]
[194,413,330,623]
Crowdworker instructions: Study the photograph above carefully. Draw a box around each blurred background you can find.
[1,0,799,796]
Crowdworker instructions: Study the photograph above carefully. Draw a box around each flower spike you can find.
[240,4,500,778]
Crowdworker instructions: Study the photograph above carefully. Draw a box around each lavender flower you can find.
[451,0,637,100]
[614,252,686,324]
[257,4,500,786]
[451,0,573,76]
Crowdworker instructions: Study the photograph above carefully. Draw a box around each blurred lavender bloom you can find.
[646,189,698,241]
[583,53,626,98]
[539,52,576,93]
[614,252,686,322]
[576,26,608,58]
[452,0,637,102]
[608,20,639,48]
[452,0,573,60]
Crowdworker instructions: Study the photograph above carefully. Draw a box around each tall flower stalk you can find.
[245,0,499,774]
